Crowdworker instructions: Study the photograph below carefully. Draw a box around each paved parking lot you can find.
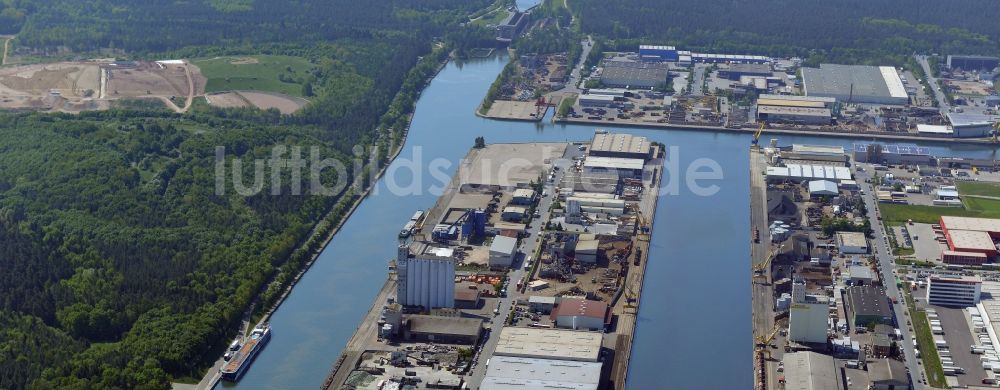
[930,305,986,386]
[909,223,946,262]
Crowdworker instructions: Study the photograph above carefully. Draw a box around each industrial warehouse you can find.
[938,216,1000,259]
[599,60,670,89]
[755,94,835,125]
[801,64,909,105]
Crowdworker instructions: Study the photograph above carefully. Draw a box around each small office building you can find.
[926,275,982,307]
[489,235,518,268]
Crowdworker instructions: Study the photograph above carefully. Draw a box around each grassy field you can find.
[879,203,985,225]
[905,289,947,388]
[471,8,511,26]
[194,55,314,96]
[963,196,1000,214]
[957,181,1000,197]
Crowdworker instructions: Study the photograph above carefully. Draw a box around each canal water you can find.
[224,52,998,389]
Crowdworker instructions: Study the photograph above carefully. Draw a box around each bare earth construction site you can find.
[0,60,205,113]
[0,58,307,114]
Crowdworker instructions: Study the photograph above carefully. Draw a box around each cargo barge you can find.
[399,210,425,238]
[220,324,271,382]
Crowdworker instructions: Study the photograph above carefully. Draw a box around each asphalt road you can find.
[915,55,950,114]
[558,36,593,96]
[855,166,927,389]
[691,64,707,97]
[464,150,573,387]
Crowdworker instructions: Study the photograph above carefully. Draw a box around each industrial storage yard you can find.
[319,132,664,390]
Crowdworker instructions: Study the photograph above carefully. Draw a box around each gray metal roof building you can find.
[801,64,908,105]
[846,285,892,327]
[868,358,909,389]
[947,112,997,138]
[947,55,1000,71]
[494,328,603,362]
[481,356,601,390]
[599,60,670,89]
[756,105,831,125]
[403,315,482,344]
[589,132,651,160]
[782,351,838,390]
[720,63,772,80]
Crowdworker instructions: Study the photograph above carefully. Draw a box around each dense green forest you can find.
[5,0,488,53]
[569,0,1000,64]
[0,0,492,389]
[0,110,356,389]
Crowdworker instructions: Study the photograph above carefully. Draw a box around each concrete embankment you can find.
[609,150,665,389]
[555,117,997,145]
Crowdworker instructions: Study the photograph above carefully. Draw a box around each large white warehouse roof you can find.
[481,356,601,390]
[494,328,603,362]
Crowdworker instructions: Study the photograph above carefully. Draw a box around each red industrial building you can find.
[939,216,1000,258]
[551,298,610,331]
[941,250,988,266]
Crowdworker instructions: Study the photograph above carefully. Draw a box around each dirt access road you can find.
[1,36,12,66]
[156,61,196,113]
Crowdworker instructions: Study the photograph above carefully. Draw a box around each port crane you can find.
[751,121,766,147]
[752,244,783,283]
[754,319,785,360]
[623,285,638,313]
